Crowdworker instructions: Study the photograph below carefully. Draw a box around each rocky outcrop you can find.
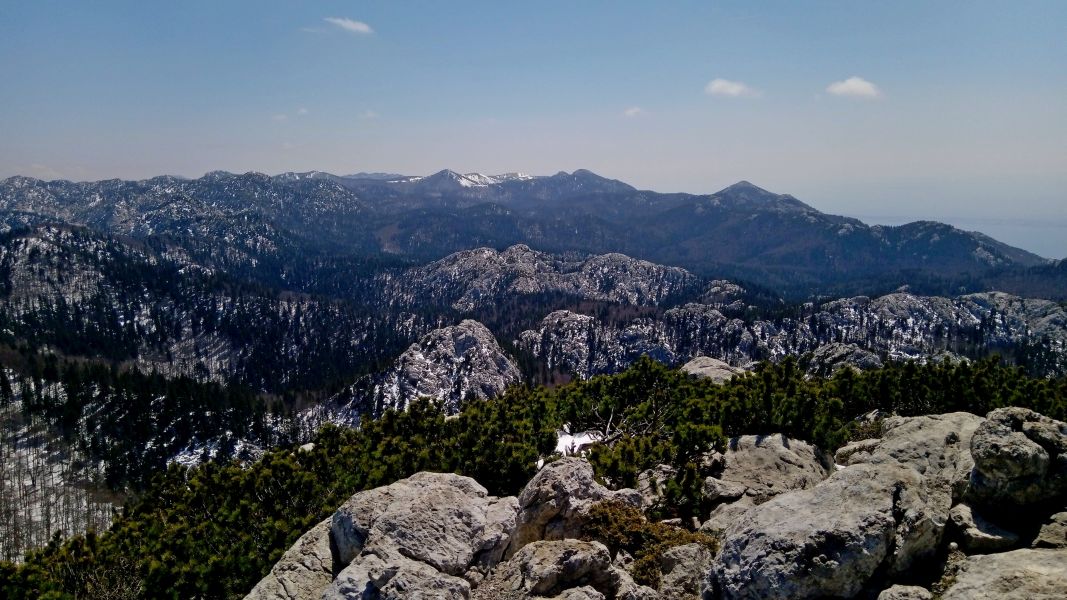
[658,543,712,599]
[948,503,1019,552]
[473,540,657,600]
[804,342,883,377]
[246,471,518,600]
[703,434,831,506]
[712,463,941,599]
[939,548,1067,599]
[968,407,1067,506]
[636,464,677,511]
[245,518,335,600]
[1032,512,1067,548]
[368,320,521,415]
[509,458,641,557]
[681,357,746,383]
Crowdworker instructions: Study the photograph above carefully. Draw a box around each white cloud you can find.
[360,110,380,120]
[623,106,643,118]
[297,107,309,116]
[272,114,288,122]
[826,76,882,98]
[324,17,373,35]
[705,78,760,98]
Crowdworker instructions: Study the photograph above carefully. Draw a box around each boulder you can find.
[508,458,640,556]
[699,497,754,536]
[1032,511,1067,549]
[658,543,711,599]
[244,517,335,600]
[712,463,941,600]
[805,342,883,377]
[323,547,470,600]
[877,585,932,600]
[681,357,745,383]
[473,540,658,600]
[837,412,985,504]
[948,503,1019,553]
[331,472,518,580]
[939,548,1067,599]
[968,408,1067,507]
[704,434,831,506]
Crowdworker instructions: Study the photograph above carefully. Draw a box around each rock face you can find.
[473,540,657,600]
[245,518,335,600]
[509,458,641,557]
[658,543,712,599]
[968,407,1067,507]
[246,471,518,600]
[948,503,1019,552]
[681,357,746,384]
[369,320,521,415]
[704,434,831,506]
[712,463,941,600]
[635,464,677,511]
[1032,512,1067,548]
[940,548,1067,599]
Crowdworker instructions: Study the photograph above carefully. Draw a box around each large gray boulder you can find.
[244,517,335,600]
[968,407,1067,507]
[658,542,712,599]
[939,548,1067,599]
[245,472,518,600]
[473,540,658,600]
[330,472,518,583]
[703,434,831,506]
[323,547,471,600]
[508,458,640,557]
[711,463,940,600]
[836,412,985,504]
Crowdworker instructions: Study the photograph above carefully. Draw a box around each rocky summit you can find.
[249,407,1067,599]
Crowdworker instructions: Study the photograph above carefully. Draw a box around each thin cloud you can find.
[705,78,760,98]
[826,76,882,98]
[623,106,644,118]
[297,107,309,116]
[360,110,380,120]
[324,17,374,35]
[271,114,288,122]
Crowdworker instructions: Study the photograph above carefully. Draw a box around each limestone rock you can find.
[509,458,640,556]
[681,357,745,384]
[244,517,335,600]
[948,503,1019,552]
[877,585,933,600]
[1032,512,1067,548]
[474,540,658,600]
[704,434,831,505]
[969,408,1067,507]
[323,547,470,600]
[940,548,1067,599]
[712,463,940,600]
[838,412,985,504]
[700,497,754,537]
[658,543,711,599]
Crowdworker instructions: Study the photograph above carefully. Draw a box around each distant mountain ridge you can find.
[0,169,1056,299]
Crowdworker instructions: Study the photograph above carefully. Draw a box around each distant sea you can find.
[849,215,1067,261]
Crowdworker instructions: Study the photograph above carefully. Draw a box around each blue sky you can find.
[1,1,1065,256]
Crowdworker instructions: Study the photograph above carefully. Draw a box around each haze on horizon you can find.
[1,1,1064,257]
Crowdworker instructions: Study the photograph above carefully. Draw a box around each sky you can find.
[1,1,1065,257]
